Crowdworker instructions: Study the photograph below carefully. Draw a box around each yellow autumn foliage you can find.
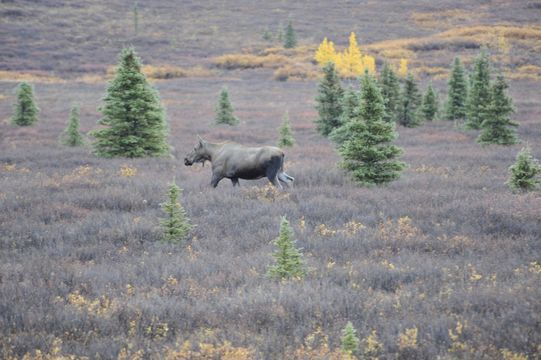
[314,32,377,77]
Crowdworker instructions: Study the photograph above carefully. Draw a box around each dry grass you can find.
[273,63,319,82]
[0,70,65,84]
[142,65,214,79]
[212,53,289,70]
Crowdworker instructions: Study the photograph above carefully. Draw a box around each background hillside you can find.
[1,0,540,359]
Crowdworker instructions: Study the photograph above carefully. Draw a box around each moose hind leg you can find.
[266,156,283,189]
[231,177,240,187]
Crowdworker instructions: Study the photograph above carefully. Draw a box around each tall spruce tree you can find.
[11,82,39,126]
[341,322,360,356]
[421,84,439,121]
[92,47,169,158]
[61,105,84,146]
[315,62,344,137]
[477,75,519,145]
[160,180,193,244]
[329,87,360,146]
[380,63,401,123]
[465,50,491,130]
[277,111,295,147]
[338,73,405,185]
[507,146,541,192]
[398,73,421,127]
[267,217,305,280]
[283,21,297,49]
[445,57,468,121]
[215,86,239,125]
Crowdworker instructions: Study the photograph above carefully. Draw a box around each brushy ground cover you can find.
[0,1,540,359]
[1,73,539,359]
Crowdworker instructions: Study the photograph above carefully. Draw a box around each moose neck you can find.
[202,142,220,162]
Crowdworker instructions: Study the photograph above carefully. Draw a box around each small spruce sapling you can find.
[283,21,297,49]
[11,82,39,126]
[507,146,541,192]
[421,84,439,121]
[160,180,193,244]
[215,86,239,126]
[61,105,84,146]
[341,321,360,356]
[267,217,305,280]
[277,111,295,148]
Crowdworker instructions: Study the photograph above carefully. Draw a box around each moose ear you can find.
[197,134,204,145]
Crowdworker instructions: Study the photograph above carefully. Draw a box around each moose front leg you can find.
[210,173,224,188]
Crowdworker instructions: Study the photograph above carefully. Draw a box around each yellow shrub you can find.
[398,327,418,350]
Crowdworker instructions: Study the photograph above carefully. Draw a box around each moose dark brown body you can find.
[184,137,294,188]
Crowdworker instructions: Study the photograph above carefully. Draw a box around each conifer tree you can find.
[92,47,169,158]
[380,63,401,123]
[421,84,439,121]
[465,50,491,130]
[329,87,359,146]
[267,217,305,280]
[341,322,360,356]
[507,146,541,192]
[277,111,295,148]
[477,75,519,145]
[160,180,193,244]
[215,86,239,125]
[315,62,344,137]
[11,82,39,126]
[283,21,297,49]
[398,73,422,127]
[61,105,84,146]
[338,73,405,185]
[445,57,468,121]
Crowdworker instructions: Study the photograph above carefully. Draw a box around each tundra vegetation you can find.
[0,1,540,359]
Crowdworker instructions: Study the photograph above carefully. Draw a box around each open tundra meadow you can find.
[1,0,540,358]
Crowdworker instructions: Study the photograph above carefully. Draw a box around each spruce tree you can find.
[338,73,405,185]
[465,50,491,130]
[92,47,169,158]
[267,217,305,280]
[283,21,297,49]
[445,57,468,121]
[11,82,39,126]
[477,75,519,145]
[398,73,422,127]
[60,105,84,146]
[329,87,359,146]
[421,84,439,121]
[277,111,295,148]
[380,63,400,123]
[315,62,344,137]
[160,180,193,244]
[341,322,360,356]
[507,146,541,192]
[215,86,239,125]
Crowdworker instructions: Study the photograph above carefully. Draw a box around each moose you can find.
[184,136,294,188]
